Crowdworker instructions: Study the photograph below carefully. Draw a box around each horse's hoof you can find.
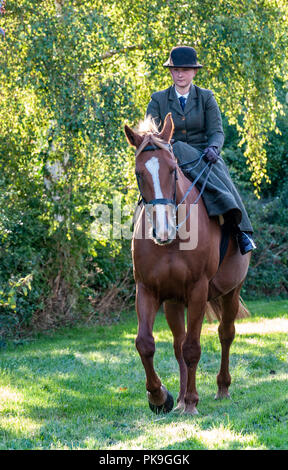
[148,391,174,414]
[215,390,231,400]
[183,405,199,415]
[173,401,185,413]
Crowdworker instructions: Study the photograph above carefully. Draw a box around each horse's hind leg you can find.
[135,283,174,414]
[164,301,187,411]
[216,284,242,399]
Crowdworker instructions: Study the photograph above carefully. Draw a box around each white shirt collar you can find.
[174,85,192,100]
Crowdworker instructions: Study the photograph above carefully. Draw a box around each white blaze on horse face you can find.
[145,156,175,243]
[145,156,163,200]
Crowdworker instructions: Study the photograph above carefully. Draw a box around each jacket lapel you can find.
[184,85,198,115]
[168,86,184,115]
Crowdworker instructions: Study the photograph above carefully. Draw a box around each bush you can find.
[240,184,288,298]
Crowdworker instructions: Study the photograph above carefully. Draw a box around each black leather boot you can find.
[223,210,256,255]
[237,231,257,255]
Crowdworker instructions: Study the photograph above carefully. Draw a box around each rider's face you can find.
[169,67,197,90]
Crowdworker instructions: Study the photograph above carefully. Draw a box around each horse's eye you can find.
[135,171,142,179]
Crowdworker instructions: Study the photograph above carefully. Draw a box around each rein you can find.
[176,155,213,230]
[135,143,213,231]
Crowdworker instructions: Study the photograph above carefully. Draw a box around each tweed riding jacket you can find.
[145,84,253,232]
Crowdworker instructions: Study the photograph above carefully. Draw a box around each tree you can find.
[0,0,287,335]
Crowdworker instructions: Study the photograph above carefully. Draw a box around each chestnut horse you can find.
[124,113,251,415]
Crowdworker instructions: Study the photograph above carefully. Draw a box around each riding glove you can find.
[203,146,219,164]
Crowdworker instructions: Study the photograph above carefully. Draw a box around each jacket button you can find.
[181,116,185,120]
[182,129,186,134]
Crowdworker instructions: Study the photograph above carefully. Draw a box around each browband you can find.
[140,143,173,153]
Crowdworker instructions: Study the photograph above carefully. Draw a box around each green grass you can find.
[0,298,288,450]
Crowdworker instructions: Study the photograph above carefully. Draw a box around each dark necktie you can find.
[179,96,186,111]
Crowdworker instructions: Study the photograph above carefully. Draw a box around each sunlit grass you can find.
[0,298,287,450]
[110,421,263,450]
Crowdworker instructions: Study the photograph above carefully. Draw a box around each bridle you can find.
[135,143,177,207]
[135,142,213,231]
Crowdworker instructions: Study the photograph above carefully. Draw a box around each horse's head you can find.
[125,113,177,245]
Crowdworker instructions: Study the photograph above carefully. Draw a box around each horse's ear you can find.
[124,125,143,148]
[158,113,174,143]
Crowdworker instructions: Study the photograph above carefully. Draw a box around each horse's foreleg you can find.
[183,282,208,414]
[164,301,187,411]
[216,286,241,399]
[135,283,174,413]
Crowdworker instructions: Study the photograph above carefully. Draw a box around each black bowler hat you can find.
[163,46,203,68]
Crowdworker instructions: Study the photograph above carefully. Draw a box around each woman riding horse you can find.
[125,113,251,415]
[146,45,256,255]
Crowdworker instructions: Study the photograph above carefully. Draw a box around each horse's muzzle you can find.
[150,204,176,245]
[152,228,174,245]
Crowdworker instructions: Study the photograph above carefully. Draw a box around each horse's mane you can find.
[134,115,174,158]
[136,115,159,136]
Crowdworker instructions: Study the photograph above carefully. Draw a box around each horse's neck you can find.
[176,169,199,205]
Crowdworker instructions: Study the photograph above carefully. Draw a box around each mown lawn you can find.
[0,299,288,450]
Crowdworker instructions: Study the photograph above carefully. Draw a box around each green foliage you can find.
[0,1,287,337]
[222,80,288,298]
[240,186,288,298]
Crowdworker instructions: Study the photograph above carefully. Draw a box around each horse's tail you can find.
[205,296,250,323]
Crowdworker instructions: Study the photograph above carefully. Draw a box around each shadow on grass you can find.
[0,315,288,449]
